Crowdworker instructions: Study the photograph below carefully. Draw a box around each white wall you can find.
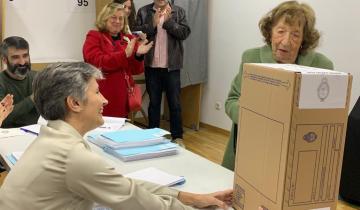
[202,0,360,130]
[4,0,96,63]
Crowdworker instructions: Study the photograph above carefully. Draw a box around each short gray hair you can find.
[33,62,103,120]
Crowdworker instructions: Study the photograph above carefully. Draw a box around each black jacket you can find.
[133,3,191,70]
[339,96,360,205]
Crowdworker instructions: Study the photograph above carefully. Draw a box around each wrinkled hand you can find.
[163,5,172,21]
[153,8,161,27]
[178,189,233,209]
[136,39,153,56]
[125,38,137,58]
[0,94,14,123]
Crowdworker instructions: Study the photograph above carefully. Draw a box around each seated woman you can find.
[83,3,152,117]
[0,62,232,210]
[222,0,334,170]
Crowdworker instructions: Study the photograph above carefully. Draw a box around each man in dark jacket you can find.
[133,0,190,146]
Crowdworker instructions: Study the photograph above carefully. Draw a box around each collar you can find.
[260,44,316,66]
[42,120,91,150]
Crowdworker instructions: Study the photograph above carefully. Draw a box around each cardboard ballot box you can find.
[233,63,352,210]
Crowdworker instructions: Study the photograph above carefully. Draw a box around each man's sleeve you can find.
[225,64,243,124]
[162,7,191,40]
[133,7,157,37]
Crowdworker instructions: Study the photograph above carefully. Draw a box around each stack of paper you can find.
[88,128,170,149]
[125,167,185,186]
[104,142,178,162]
[88,128,179,162]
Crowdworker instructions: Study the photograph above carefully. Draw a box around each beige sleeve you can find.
[65,145,194,210]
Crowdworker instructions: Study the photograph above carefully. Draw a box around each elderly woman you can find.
[222,1,334,170]
[0,62,232,209]
[83,3,152,118]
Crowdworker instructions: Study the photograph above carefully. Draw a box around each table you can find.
[0,123,234,195]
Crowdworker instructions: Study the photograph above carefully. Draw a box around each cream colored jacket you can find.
[0,120,193,210]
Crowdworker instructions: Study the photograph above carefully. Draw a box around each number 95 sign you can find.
[77,0,89,6]
[69,0,93,13]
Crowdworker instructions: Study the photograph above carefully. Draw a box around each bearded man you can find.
[0,36,39,128]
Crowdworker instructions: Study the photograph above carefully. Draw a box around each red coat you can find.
[83,30,144,117]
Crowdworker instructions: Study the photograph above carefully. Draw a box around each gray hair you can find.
[33,62,103,120]
[0,36,29,58]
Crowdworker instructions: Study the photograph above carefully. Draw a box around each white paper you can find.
[20,124,42,135]
[100,117,126,130]
[0,128,27,139]
[299,74,348,109]
[12,151,24,161]
[125,167,185,186]
[253,63,347,75]
[310,207,330,210]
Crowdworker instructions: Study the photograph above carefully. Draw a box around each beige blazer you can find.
[0,120,193,210]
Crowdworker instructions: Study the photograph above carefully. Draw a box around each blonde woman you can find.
[83,3,153,117]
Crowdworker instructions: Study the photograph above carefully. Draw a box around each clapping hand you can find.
[153,8,161,27]
[0,94,14,124]
[163,4,172,21]
[136,39,153,56]
[125,38,136,58]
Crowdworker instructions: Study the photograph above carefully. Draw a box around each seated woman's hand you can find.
[178,189,233,209]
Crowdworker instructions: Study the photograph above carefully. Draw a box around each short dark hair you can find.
[0,36,29,57]
[33,62,103,120]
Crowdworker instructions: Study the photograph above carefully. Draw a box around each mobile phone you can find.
[132,31,146,40]
[132,31,143,37]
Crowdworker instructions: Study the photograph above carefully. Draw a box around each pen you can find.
[20,128,39,136]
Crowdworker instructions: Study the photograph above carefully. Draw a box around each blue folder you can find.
[106,142,178,156]
[101,128,170,143]
[104,142,178,161]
